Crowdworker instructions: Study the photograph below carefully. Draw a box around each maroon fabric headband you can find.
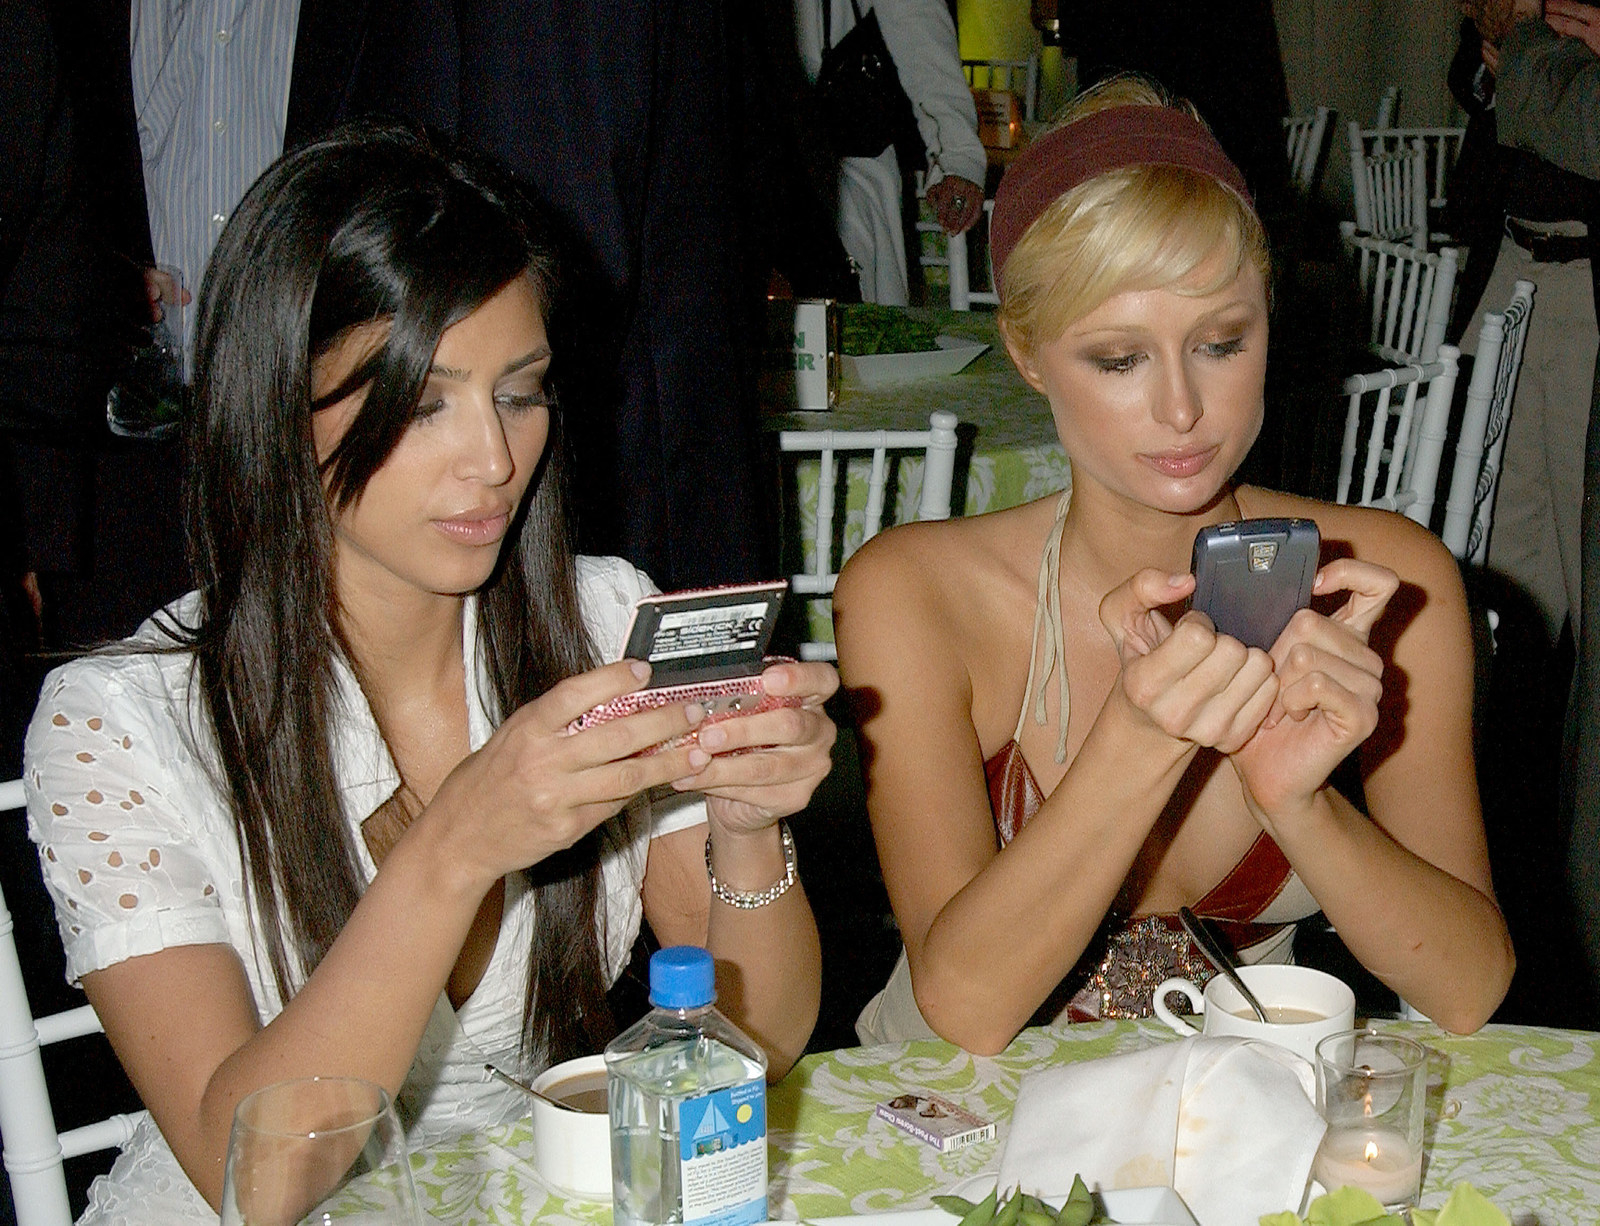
[989,106,1256,295]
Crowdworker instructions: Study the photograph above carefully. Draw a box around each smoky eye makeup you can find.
[1089,350,1146,374]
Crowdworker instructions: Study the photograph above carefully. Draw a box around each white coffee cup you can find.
[528,1054,612,1200]
[1152,964,1356,1063]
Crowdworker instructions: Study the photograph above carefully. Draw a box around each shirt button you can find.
[215,28,231,44]
[212,118,227,134]
[211,212,226,225]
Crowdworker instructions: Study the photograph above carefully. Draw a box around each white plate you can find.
[775,1187,1198,1226]
[841,336,990,389]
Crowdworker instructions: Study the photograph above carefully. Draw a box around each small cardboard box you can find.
[761,298,837,411]
[875,1094,996,1152]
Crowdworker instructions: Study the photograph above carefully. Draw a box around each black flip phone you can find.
[1190,518,1321,651]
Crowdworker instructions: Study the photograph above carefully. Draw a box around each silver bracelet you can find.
[705,821,797,909]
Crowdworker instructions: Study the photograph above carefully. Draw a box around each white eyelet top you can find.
[23,555,706,1225]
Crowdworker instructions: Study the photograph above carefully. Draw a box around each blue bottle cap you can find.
[649,946,716,1008]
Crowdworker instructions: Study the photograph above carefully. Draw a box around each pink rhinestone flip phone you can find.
[566,580,801,755]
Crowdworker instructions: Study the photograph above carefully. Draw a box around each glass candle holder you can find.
[1312,1030,1428,1208]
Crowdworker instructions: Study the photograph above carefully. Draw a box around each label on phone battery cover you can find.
[678,1082,768,1226]
[651,602,771,662]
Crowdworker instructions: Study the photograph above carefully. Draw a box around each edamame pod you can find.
[954,1186,999,1226]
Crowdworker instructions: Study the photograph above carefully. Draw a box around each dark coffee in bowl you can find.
[542,1069,608,1113]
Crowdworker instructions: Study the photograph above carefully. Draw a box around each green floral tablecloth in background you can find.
[404,1021,1600,1225]
[765,309,1069,647]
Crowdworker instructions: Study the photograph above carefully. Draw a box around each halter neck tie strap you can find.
[1015,489,1072,764]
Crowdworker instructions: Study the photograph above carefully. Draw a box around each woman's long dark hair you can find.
[181,119,613,1066]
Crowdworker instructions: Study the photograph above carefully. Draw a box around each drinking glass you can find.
[1312,1030,1428,1208]
[220,1076,421,1226]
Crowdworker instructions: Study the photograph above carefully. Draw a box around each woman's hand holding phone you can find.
[428,660,713,887]
[1227,558,1400,824]
[1098,569,1280,755]
[685,659,840,834]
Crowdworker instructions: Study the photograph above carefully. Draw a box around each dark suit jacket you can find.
[296,0,769,590]
[0,0,147,441]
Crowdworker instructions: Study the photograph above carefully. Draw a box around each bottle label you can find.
[676,1080,767,1226]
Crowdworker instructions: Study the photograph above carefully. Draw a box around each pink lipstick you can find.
[1141,446,1219,479]
[434,510,511,546]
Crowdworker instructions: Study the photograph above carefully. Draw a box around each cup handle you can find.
[1152,977,1204,1035]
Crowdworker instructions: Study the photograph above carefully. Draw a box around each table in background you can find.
[765,308,1068,646]
[405,1020,1600,1225]
[764,308,1069,517]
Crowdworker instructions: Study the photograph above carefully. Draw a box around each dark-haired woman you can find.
[22,121,833,1223]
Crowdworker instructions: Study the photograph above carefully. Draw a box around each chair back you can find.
[1355,125,1466,211]
[962,56,1038,120]
[0,778,147,1226]
[1374,85,1399,128]
[1348,124,1430,249]
[919,199,997,311]
[1340,224,1459,364]
[1283,105,1334,197]
[777,411,960,661]
[1335,347,1460,530]
[1441,280,1537,563]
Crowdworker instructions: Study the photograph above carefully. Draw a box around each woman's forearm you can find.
[906,695,1197,1053]
[1257,788,1514,1033]
[190,817,491,1203]
[701,822,821,1079]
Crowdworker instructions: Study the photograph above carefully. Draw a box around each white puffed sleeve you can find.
[23,654,235,987]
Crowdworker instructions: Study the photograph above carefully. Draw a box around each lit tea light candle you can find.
[1312,1127,1423,1206]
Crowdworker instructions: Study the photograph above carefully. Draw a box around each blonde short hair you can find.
[997,77,1270,358]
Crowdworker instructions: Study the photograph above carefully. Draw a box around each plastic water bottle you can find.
[606,946,769,1226]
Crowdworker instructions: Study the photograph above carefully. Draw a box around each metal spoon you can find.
[1178,906,1269,1023]
[484,1063,582,1112]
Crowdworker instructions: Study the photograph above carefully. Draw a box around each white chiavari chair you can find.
[0,778,147,1226]
[1334,348,1460,529]
[777,411,960,661]
[1341,223,1460,364]
[1283,105,1334,197]
[1348,125,1430,249]
[1442,280,1537,563]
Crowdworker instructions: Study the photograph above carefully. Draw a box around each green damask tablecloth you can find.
[406,1020,1600,1226]
[765,309,1069,646]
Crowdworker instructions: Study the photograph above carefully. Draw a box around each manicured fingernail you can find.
[699,725,728,751]
[630,661,650,681]
[685,703,706,725]
[1170,573,1189,586]
[1313,570,1327,589]
[688,748,712,769]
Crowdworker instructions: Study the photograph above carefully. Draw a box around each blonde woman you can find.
[835,78,1513,1053]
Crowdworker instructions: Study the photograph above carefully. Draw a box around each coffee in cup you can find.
[527,1054,612,1200]
[540,1067,608,1114]
[1152,964,1356,1063]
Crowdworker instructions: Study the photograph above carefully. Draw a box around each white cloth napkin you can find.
[997,1036,1325,1226]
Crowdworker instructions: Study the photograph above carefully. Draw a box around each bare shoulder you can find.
[832,498,1057,690]
[835,500,1056,628]
[1243,488,1465,596]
